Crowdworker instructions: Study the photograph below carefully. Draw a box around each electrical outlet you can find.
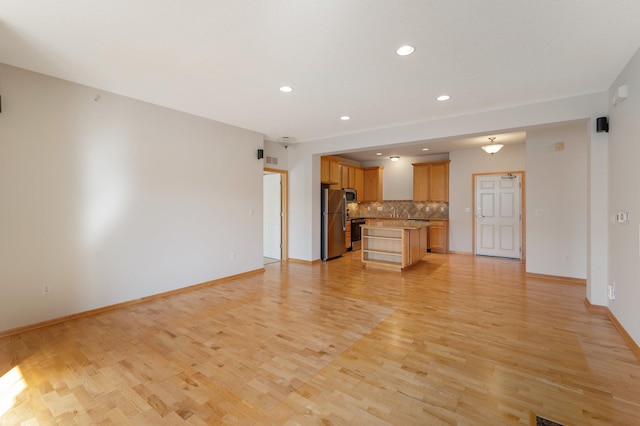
[440,207,445,212]
[42,284,52,295]
[230,252,236,260]
[426,207,430,212]
[377,206,383,211]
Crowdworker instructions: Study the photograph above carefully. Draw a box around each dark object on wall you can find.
[257,149,264,159]
[0,95,2,113]
[596,116,609,133]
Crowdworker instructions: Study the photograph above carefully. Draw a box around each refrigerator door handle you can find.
[342,194,347,231]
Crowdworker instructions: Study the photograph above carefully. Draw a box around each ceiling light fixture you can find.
[279,86,293,93]
[376,152,382,156]
[422,148,429,151]
[340,115,351,121]
[396,45,415,56]
[390,156,400,162]
[481,137,504,155]
[437,95,450,101]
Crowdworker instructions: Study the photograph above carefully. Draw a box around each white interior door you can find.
[263,172,281,259]
[475,173,522,259]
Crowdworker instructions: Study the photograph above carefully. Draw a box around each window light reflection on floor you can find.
[0,366,27,418]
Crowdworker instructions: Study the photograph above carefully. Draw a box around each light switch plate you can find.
[616,211,629,224]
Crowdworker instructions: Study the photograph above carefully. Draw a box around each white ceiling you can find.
[338,131,527,162]
[1,1,640,145]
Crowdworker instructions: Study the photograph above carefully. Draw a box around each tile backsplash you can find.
[348,200,448,220]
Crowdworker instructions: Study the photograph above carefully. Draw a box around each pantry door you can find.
[474,173,523,259]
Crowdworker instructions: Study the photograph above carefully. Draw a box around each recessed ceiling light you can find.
[396,45,415,56]
[437,95,450,101]
[279,86,293,93]
[340,116,351,121]
[422,148,429,151]
[376,152,382,156]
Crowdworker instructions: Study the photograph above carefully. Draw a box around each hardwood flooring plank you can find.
[1,252,640,425]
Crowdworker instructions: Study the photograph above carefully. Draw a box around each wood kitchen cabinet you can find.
[321,156,341,189]
[340,164,359,189]
[362,166,383,202]
[428,220,448,253]
[323,157,366,199]
[345,220,351,250]
[412,160,450,202]
[341,165,350,189]
[354,167,364,198]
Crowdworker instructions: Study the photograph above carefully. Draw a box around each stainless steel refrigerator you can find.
[321,188,346,261]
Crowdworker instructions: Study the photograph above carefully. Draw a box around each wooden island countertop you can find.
[361,220,432,230]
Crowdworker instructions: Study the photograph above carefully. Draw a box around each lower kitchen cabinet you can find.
[345,220,351,250]
[428,220,448,254]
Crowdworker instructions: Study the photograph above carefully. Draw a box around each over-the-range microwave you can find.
[344,188,357,202]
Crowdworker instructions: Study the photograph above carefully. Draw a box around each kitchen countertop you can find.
[361,220,431,230]
[350,217,447,221]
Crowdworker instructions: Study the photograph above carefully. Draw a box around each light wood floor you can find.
[1,252,639,425]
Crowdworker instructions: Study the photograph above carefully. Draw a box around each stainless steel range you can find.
[350,218,366,251]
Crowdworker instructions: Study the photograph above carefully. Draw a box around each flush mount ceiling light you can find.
[340,115,351,121]
[437,95,450,101]
[396,45,415,56]
[422,148,429,151]
[390,156,400,162]
[279,86,293,93]
[481,137,504,155]
[376,152,382,156]
[277,136,295,149]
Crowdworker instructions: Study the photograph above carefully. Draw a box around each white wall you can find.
[525,123,589,279]
[607,46,640,345]
[263,139,289,170]
[449,145,526,253]
[0,64,264,332]
[362,154,449,200]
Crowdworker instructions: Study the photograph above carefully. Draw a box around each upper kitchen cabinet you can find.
[340,163,365,199]
[412,160,450,202]
[340,164,358,189]
[362,166,383,202]
[321,156,341,189]
[354,167,364,198]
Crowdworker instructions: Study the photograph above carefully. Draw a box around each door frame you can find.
[472,171,526,262]
[264,168,288,261]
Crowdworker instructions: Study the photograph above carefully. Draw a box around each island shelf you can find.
[360,221,429,271]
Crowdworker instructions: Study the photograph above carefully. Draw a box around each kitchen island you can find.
[360,220,430,271]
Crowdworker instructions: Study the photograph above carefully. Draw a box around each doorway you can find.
[473,172,524,260]
[263,168,288,263]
